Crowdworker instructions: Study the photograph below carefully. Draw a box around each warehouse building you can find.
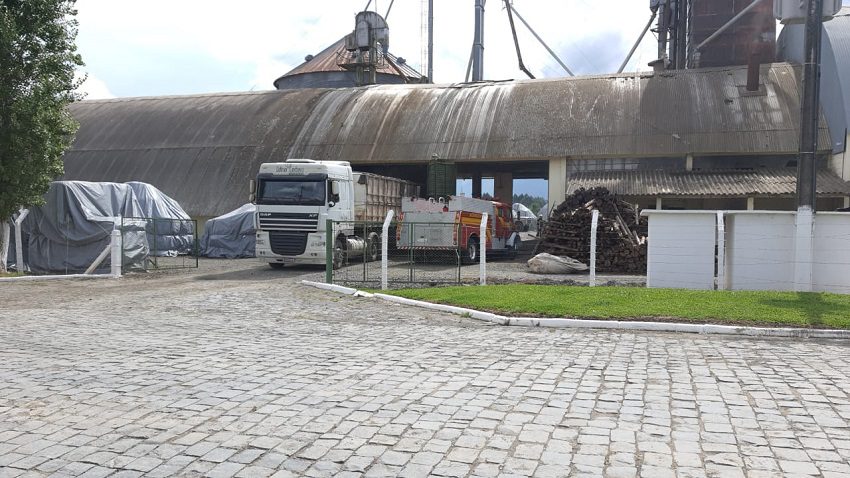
[60,4,850,221]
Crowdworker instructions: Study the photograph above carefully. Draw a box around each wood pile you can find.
[536,187,648,274]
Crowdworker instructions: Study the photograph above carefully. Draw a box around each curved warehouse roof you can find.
[63,63,830,217]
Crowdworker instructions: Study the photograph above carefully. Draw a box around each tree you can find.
[0,0,84,273]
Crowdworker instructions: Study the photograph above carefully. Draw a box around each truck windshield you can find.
[258,179,326,206]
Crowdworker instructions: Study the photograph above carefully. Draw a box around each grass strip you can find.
[385,285,850,329]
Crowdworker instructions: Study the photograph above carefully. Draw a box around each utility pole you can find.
[472,0,485,81]
[793,0,825,292]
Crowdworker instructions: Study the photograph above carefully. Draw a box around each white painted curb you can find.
[0,273,119,283]
[300,280,373,298]
[301,281,850,340]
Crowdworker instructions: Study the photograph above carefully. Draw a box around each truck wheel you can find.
[366,233,380,262]
[269,262,285,270]
[333,238,346,270]
[464,237,479,264]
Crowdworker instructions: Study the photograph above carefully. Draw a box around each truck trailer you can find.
[252,159,418,268]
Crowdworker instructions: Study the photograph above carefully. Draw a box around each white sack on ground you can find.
[527,253,588,274]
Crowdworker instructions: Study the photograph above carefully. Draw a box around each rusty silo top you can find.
[273,37,424,89]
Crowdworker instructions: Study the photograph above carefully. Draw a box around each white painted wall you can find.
[644,210,850,294]
[726,212,796,291]
[813,213,850,294]
[643,211,717,290]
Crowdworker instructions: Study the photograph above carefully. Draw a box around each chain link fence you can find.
[327,220,483,288]
[120,217,199,272]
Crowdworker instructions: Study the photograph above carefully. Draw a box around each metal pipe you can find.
[505,0,535,79]
[798,0,825,211]
[472,0,485,81]
[618,12,657,73]
[385,0,395,19]
[695,0,767,52]
[465,47,473,82]
[428,0,433,82]
[509,4,574,77]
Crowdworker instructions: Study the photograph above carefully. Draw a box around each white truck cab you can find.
[253,159,417,268]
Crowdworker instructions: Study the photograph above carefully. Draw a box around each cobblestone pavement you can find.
[1,260,849,478]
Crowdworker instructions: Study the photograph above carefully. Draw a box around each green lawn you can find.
[385,285,850,329]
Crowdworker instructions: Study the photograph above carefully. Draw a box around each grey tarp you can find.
[18,181,148,274]
[200,204,256,258]
[126,181,195,256]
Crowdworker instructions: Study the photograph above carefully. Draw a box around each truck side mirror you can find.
[249,179,256,203]
[331,181,340,196]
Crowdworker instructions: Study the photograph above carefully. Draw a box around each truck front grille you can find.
[269,232,308,256]
[259,212,319,232]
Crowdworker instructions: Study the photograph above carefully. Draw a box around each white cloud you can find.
[72,0,662,96]
[76,73,115,99]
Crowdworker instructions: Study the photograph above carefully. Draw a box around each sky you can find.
[73,0,669,99]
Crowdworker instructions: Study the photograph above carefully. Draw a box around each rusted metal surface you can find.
[274,37,423,89]
[691,0,776,68]
[63,63,831,217]
[566,168,850,197]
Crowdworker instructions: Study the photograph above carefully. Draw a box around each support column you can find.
[747,197,755,210]
[494,172,513,204]
[547,159,568,209]
[656,197,663,210]
[686,154,694,171]
[472,172,483,199]
[844,196,849,208]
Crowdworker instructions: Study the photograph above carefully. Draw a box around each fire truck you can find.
[396,196,519,263]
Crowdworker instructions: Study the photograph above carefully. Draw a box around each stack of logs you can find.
[536,187,648,274]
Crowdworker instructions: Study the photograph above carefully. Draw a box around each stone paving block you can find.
[1,268,850,478]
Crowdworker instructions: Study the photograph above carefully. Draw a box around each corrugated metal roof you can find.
[566,168,850,197]
[276,37,423,83]
[63,63,832,217]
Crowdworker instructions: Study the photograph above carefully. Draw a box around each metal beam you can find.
[695,0,766,53]
[619,12,657,73]
[509,4,574,77]
[505,0,535,79]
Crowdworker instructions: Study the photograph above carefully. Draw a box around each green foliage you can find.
[513,194,546,214]
[0,0,84,220]
[389,285,850,329]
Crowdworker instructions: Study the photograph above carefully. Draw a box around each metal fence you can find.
[120,217,199,272]
[327,220,482,288]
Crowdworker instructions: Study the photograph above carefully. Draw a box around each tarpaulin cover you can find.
[200,204,256,258]
[126,181,195,256]
[17,181,148,274]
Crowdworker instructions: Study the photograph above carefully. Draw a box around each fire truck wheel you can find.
[464,236,479,264]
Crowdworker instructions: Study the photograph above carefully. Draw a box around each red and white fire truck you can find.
[396,196,519,262]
